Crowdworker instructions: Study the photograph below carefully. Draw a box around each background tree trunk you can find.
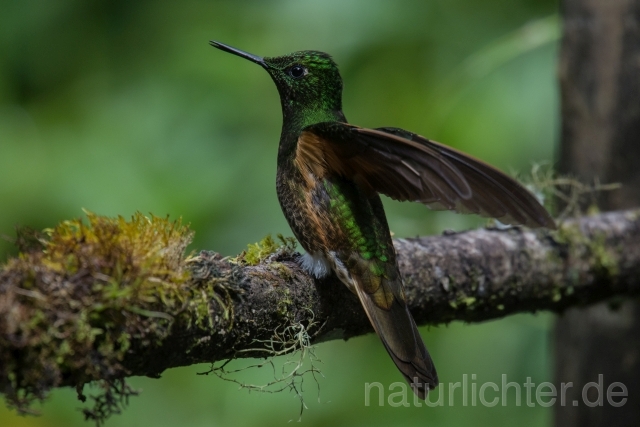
[556,0,640,425]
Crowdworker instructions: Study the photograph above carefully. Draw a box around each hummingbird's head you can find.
[211,41,344,127]
[261,51,342,109]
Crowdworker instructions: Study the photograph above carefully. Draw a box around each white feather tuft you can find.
[299,252,332,278]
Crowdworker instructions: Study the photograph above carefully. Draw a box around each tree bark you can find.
[556,0,640,425]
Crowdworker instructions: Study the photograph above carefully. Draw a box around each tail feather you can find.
[354,282,438,398]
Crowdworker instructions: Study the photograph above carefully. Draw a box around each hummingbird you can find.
[210,41,556,398]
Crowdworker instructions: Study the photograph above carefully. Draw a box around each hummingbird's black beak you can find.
[209,41,268,68]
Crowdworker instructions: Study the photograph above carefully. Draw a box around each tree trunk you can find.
[556,0,640,425]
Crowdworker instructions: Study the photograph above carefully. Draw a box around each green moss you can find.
[554,221,619,284]
[276,288,293,318]
[588,233,619,278]
[467,268,483,292]
[554,222,584,246]
[461,296,477,307]
[549,223,585,289]
[0,211,194,422]
[243,234,297,266]
[271,262,294,282]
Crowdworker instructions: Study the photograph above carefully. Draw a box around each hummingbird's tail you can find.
[353,279,438,399]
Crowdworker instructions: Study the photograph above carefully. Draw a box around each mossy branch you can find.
[2,209,640,420]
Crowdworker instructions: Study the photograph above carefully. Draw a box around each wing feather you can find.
[296,122,555,228]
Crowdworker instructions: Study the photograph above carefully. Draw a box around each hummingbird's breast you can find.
[275,156,338,254]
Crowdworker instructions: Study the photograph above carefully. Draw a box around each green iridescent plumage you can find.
[264,51,344,134]
[210,41,555,398]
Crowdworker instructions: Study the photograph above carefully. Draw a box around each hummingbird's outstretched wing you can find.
[297,122,555,229]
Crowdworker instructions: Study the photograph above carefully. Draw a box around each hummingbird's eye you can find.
[288,65,307,79]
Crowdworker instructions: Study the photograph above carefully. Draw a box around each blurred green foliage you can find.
[0,0,559,425]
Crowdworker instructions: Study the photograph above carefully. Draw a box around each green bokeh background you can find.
[0,0,559,425]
